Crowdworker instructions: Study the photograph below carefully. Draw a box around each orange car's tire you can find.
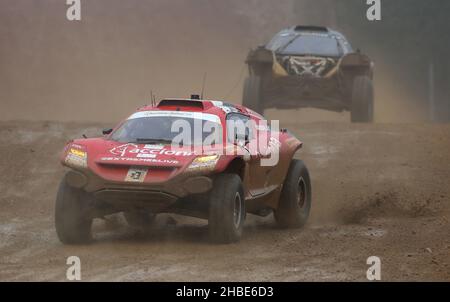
[275,160,312,228]
[351,76,374,123]
[243,76,263,114]
[208,174,246,244]
[55,174,92,244]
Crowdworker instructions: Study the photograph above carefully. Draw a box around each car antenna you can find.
[149,90,153,107]
[200,72,207,99]
[150,90,157,107]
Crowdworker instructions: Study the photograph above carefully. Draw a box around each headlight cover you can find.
[64,144,88,168]
[187,155,219,172]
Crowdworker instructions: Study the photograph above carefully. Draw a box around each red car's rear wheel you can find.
[275,159,312,228]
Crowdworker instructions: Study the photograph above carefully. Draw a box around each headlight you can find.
[64,144,88,168]
[187,155,219,172]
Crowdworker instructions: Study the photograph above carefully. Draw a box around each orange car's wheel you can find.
[243,76,263,114]
[55,174,93,244]
[208,174,246,244]
[351,76,374,123]
[275,160,312,228]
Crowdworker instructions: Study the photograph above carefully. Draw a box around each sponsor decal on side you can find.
[100,157,179,165]
[137,153,157,159]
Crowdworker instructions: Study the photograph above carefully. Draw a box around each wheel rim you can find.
[297,177,307,209]
[233,192,242,228]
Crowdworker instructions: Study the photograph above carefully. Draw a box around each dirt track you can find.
[0,117,449,281]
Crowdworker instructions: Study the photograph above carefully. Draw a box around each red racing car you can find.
[56,97,312,244]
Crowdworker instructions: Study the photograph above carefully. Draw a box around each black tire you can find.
[242,76,263,114]
[351,76,374,123]
[275,160,312,228]
[55,174,92,244]
[208,174,246,243]
[124,211,156,229]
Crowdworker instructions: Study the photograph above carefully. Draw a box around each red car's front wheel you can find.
[55,174,93,244]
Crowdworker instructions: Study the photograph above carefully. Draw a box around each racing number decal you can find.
[125,167,148,183]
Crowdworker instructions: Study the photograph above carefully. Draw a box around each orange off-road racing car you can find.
[56,98,311,244]
[244,25,374,122]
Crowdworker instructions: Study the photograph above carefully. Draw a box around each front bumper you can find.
[262,75,348,111]
[65,168,213,212]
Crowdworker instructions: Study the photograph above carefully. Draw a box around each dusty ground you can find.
[0,116,449,281]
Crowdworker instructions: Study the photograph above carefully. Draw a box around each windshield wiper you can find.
[135,138,173,145]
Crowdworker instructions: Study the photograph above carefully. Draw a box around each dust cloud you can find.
[0,0,438,123]
[1,1,449,281]
[0,0,297,122]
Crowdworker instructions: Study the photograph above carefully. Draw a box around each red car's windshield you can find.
[110,115,223,146]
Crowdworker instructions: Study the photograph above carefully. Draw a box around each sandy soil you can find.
[0,118,449,281]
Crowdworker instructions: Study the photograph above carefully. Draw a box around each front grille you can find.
[94,189,178,211]
[277,56,336,77]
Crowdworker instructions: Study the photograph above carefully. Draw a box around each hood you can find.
[95,141,197,167]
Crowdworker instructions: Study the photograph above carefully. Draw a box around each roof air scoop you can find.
[294,25,329,33]
[157,99,204,109]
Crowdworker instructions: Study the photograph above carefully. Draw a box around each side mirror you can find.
[102,128,113,135]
